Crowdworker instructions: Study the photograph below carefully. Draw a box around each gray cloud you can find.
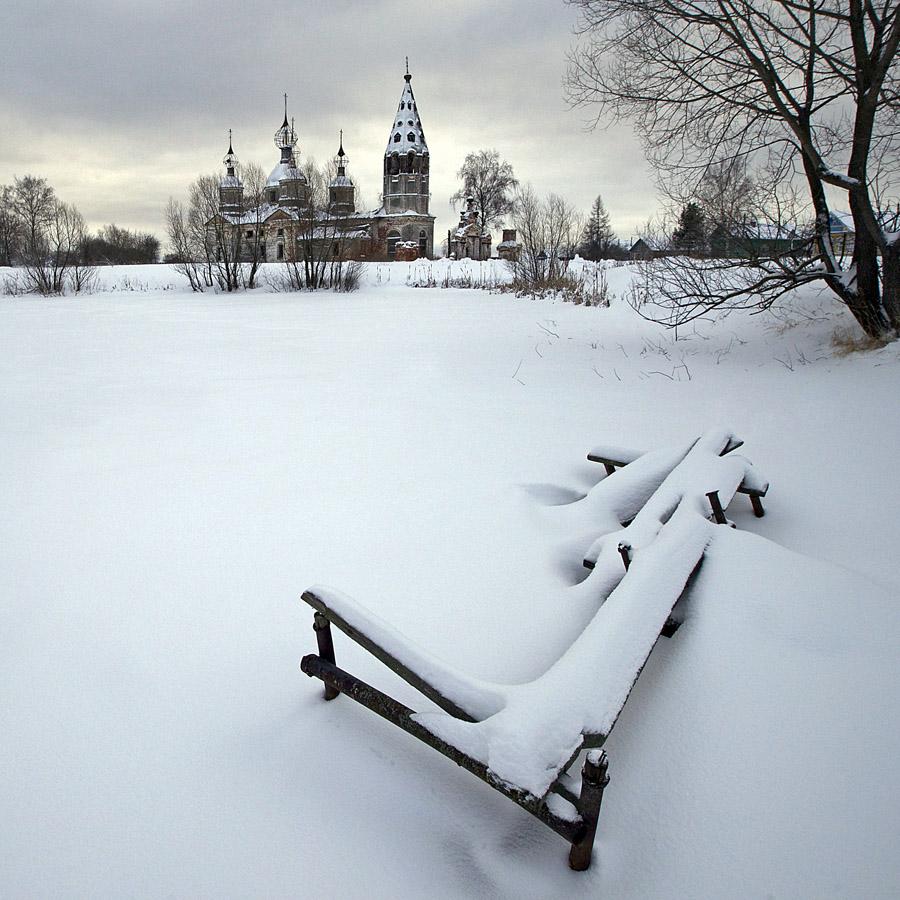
[0,0,659,247]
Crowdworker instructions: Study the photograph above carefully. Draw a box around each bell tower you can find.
[382,64,430,215]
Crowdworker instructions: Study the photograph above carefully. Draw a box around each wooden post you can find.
[750,493,765,517]
[618,542,632,571]
[313,613,340,700]
[604,462,616,476]
[569,750,610,871]
[706,490,728,524]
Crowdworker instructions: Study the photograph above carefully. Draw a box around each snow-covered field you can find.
[2,261,899,899]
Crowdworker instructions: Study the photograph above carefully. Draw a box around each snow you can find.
[384,75,428,156]
[1,260,899,898]
[415,502,716,800]
[582,428,751,570]
[266,162,306,188]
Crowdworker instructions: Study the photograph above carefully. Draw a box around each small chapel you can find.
[215,69,436,262]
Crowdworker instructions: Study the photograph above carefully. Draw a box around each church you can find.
[215,69,435,263]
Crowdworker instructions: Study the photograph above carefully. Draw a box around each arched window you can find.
[407,132,416,142]
[387,230,401,258]
[277,243,284,260]
[418,230,427,257]
[394,133,401,142]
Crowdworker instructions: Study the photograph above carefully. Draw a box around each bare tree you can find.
[275,157,358,292]
[191,173,245,292]
[164,197,206,291]
[567,0,900,339]
[697,159,758,233]
[450,149,519,233]
[10,176,57,263]
[0,175,95,294]
[545,192,581,276]
[20,199,94,295]
[240,162,269,289]
[510,185,580,285]
[0,185,23,266]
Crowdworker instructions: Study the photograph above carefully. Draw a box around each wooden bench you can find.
[299,428,768,870]
[588,436,769,517]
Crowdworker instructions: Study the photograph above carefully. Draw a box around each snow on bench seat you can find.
[588,434,769,512]
[302,585,506,723]
[584,428,765,571]
[413,503,714,800]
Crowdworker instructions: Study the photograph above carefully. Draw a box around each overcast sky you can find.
[0,0,660,250]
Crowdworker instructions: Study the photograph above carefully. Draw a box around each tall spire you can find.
[219,130,243,216]
[223,129,239,176]
[383,66,431,215]
[334,129,347,175]
[274,94,297,155]
[385,65,428,156]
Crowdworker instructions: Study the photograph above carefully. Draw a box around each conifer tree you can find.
[671,202,707,255]
[579,194,618,259]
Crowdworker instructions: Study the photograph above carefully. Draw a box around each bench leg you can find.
[750,494,765,517]
[569,750,610,871]
[604,462,617,477]
[313,613,340,701]
[706,490,728,525]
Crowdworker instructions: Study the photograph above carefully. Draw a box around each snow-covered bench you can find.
[299,428,767,870]
[588,435,769,517]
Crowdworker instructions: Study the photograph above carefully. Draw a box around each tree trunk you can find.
[882,240,900,333]
[843,201,892,338]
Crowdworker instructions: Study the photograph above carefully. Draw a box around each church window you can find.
[277,243,284,260]
[387,230,401,257]
[394,133,401,142]
[277,228,284,236]
[246,229,254,238]
[419,230,427,256]
[407,132,415,142]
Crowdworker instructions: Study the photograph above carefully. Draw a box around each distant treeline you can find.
[1,175,159,269]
